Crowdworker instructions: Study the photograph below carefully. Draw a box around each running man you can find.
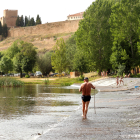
[79,77,95,119]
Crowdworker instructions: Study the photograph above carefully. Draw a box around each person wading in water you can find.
[79,77,95,119]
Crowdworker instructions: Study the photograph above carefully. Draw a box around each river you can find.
[0,84,81,140]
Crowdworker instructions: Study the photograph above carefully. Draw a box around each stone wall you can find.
[8,20,80,37]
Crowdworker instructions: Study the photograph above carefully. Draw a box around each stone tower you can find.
[0,9,18,27]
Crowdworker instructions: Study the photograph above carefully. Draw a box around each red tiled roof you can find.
[67,12,84,17]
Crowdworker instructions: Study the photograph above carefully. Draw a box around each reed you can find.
[0,77,24,87]
[44,78,49,84]
[60,82,73,86]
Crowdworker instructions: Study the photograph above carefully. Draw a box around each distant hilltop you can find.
[0,10,84,52]
[0,9,84,28]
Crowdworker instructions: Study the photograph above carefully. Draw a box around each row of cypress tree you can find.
[16,15,42,27]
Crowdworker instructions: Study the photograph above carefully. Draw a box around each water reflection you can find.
[0,85,80,119]
[0,84,80,140]
[0,86,36,118]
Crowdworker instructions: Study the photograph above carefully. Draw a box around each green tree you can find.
[37,51,52,75]
[2,24,8,38]
[0,56,13,74]
[20,15,24,27]
[13,53,23,77]
[36,15,42,25]
[51,38,67,73]
[65,34,77,71]
[25,16,28,26]
[117,64,125,76]
[76,0,114,75]
[16,16,20,26]
[73,49,90,76]
[109,0,140,74]
[6,41,20,58]
[21,42,37,73]
[30,18,35,26]
[8,40,37,78]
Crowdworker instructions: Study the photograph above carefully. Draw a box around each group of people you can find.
[124,73,130,78]
[116,73,131,86]
[101,71,108,77]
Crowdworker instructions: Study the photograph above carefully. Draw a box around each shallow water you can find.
[0,84,81,140]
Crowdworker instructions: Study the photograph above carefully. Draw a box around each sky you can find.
[0,0,95,24]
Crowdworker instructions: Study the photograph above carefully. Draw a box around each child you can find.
[116,76,119,87]
[119,76,124,85]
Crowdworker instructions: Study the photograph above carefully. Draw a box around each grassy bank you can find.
[0,77,24,87]
[15,75,101,86]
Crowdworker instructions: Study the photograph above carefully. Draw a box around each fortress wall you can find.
[5,17,17,27]
[8,20,80,37]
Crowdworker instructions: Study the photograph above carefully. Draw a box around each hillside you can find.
[0,32,74,53]
[0,20,80,53]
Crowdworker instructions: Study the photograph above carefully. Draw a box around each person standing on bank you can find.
[79,77,95,119]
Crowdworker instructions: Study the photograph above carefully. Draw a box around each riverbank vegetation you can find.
[0,77,24,87]
[15,74,100,86]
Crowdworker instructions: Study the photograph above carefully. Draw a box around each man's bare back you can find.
[79,82,95,96]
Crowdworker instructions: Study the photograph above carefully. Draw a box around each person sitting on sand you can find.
[128,73,130,78]
[79,77,95,119]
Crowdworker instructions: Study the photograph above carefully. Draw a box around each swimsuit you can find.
[81,95,91,102]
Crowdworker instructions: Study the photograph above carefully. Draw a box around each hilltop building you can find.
[0,9,18,28]
[67,12,84,21]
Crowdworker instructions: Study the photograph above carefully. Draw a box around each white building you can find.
[67,12,84,21]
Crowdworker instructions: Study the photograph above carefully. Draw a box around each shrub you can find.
[78,75,84,81]
[44,78,49,84]
[0,77,24,87]
[25,74,30,78]
[60,82,73,86]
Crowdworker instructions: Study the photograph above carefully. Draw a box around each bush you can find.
[25,74,30,78]
[44,78,49,84]
[60,82,73,86]
[0,77,24,87]
[78,75,84,81]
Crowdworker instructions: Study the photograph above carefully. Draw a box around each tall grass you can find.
[0,77,24,87]
[60,82,73,86]
[44,78,49,84]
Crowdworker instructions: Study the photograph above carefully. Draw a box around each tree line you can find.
[51,0,140,76]
[1,0,140,77]
[0,40,52,78]
[16,15,42,27]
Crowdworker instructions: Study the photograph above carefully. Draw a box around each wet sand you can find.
[37,78,140,140]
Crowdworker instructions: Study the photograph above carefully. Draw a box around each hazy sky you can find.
[0,0,95,24]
